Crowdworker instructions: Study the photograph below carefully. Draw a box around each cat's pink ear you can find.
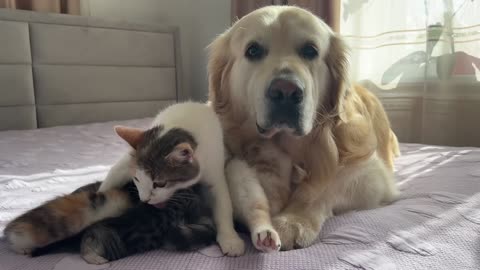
[114,125,144,149]
[166,143,194,164]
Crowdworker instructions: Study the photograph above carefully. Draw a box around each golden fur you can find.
[208,6,399,251]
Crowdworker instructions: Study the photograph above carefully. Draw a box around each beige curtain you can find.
[232,0,273,21]
[0,0,80,15]
[341,0,480,147]
[284,0,340,31]
[231,0,340,30]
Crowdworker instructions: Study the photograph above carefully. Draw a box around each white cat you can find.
[99,101,245,256]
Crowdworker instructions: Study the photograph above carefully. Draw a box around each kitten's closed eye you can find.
[153,182,167,188]
[180,149,190,158]
[133,177,139,182]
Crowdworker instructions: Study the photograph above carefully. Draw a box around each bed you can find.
[1,9,479,270]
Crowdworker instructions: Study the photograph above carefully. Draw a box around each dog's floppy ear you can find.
[207,32,233,115]
[324,34,350,122]
[325,35,376,163]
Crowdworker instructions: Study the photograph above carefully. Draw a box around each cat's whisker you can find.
[174,196,198,200]
[172,194,196,200]
[168,199,181,205]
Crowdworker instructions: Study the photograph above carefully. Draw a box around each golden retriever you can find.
[207,6,400,251]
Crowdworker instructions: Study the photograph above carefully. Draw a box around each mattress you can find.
[0,119,479,270]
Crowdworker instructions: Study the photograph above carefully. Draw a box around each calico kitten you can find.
[4,182,133,255]
[99,102,244,256]
[29,181,216,265]
[5,102,244,258]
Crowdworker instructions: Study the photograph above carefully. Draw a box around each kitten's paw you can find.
[81,235,110,265]
[217,232,245,257]
[82,251,110,265]
[81,224,126,263]
[251,225,281,252]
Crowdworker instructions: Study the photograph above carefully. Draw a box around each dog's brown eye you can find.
[299,43,318,60]
[245,42,266,61]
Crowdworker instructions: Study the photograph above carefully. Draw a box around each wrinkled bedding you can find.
[0,119,479,270]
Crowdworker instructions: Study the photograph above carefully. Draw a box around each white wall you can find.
[82,0,231,101]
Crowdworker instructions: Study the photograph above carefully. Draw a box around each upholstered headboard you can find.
[0,9,183,130]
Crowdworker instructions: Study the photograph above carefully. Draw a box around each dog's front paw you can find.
[217,232,245,257]
[251,225,281,252]
[272,213,319,251]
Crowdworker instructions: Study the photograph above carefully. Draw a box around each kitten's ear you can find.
[166,143,194,164]
[114,125,144,149]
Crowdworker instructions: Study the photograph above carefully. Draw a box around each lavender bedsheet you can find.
[0,119,479,270]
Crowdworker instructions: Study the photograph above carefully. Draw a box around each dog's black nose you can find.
[267,79,303,104]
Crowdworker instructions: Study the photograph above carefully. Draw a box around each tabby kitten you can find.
[30,181,216,265]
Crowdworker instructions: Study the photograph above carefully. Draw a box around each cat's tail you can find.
[3,182,134,255]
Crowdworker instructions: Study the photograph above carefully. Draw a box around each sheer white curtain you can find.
[340,0,480,146]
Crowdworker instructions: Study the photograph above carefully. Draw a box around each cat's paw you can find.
[80,231,109,264]
[81,235,110,265]
[217,232,245,257]
[81,224,127,264]
[82,251,110,265]
[251,225,281,252]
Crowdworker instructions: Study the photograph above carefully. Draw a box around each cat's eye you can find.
[245,42,266,61]
[180,149,190,157]
[299,43,318,60]
[153,182,166,188]
[133,177,139,182]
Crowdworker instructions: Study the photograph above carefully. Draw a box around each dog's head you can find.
[208,6,349,138]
